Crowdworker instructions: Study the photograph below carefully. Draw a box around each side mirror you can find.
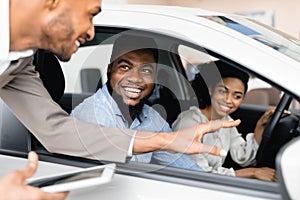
[277,137,300,200]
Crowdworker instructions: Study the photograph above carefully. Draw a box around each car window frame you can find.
[57,26,283,198]
[0,25,294,199]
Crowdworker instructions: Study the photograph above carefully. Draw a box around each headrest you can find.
[34,50,65,103]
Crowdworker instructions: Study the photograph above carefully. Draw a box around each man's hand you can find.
[163,119,241,156]
[0,151,68,200]
[133,119,240,156]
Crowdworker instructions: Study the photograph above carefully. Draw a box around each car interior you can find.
[1,27,300,191]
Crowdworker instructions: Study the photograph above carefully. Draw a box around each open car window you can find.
[0,25,297,200]
[57,27,298,186]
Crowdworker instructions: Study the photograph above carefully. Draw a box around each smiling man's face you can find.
[40,0,101,61]
[108,49,157,106]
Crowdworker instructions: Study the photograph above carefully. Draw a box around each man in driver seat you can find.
[71,34,203,171]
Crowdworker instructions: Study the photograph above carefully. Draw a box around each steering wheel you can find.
[255,93,293,168]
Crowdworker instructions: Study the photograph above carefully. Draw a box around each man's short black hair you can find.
[110,34,159,64]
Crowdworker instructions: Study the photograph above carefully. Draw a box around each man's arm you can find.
[0,57,134,162]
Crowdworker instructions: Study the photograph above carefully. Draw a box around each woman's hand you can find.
[254,107,291,144]
[254,108,276,144]
[235,167,277,182]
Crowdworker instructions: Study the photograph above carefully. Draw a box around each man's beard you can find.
[107,83,147,125]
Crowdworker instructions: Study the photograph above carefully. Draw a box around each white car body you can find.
[1,4,300,200]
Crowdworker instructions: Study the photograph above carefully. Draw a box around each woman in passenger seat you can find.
[172,61,277,181]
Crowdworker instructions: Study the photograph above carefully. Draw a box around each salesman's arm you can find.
[0,56,134,162]
[0,56,239,162]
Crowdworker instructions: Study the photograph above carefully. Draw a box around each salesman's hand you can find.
[134,119,240,156]
[0,151,68,200]
[165,119,241,156]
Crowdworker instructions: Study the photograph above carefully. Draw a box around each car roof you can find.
[95,4,236,37]
[102,4,225,16]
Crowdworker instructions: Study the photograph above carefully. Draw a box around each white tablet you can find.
[27,163,116,193]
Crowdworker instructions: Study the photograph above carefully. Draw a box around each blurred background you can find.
[103,0,300,39]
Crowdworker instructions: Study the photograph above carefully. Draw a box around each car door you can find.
[1,10,299,199]
[55,27,284,199]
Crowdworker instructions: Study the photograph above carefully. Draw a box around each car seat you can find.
[28,50,66,153]
[0,50,65,153]
[0,100,28,152]
[80,68,102,94]
[243,87,281,106]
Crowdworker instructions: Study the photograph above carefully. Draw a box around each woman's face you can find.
[210,77,245,119]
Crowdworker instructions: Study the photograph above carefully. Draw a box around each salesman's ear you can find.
[45,0,61,10]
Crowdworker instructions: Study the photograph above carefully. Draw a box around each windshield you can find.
[200,16,300,62]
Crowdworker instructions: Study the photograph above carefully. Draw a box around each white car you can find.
[1,4,300,200]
